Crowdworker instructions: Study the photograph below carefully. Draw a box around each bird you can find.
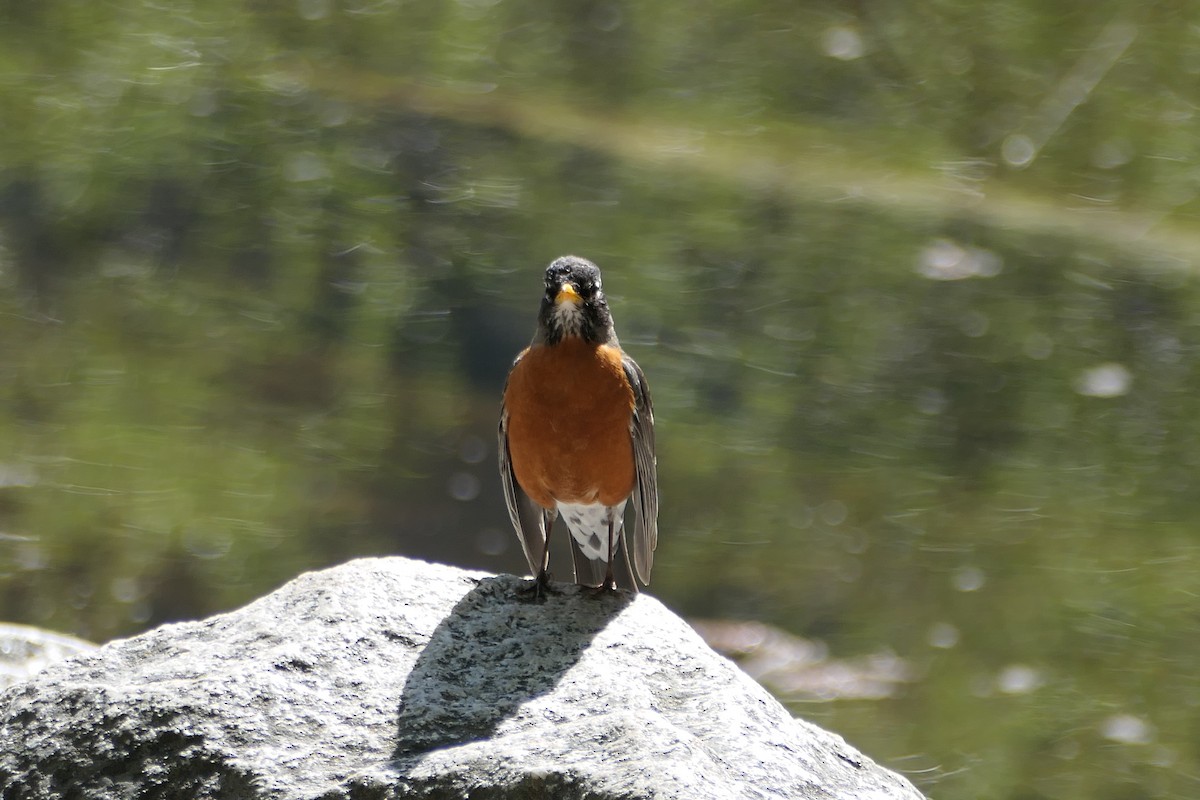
[499,255,658,593]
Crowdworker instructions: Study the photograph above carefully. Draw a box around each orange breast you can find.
[504,339,636,509]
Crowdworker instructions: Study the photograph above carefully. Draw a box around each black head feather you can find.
[535,255,617,345]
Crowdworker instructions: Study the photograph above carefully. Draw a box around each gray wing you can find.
[499,367,549,578]
[623,355,658,585]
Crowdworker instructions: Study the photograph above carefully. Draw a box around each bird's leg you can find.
[520,511,557,600]
[601,510,618,591]
[537,511,554,585]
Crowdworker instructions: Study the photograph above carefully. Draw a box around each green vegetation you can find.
[3,2,1200,798]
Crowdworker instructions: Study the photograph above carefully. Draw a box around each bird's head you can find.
[537,255,616,345]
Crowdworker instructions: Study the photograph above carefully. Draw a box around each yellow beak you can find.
[555,283,582,305]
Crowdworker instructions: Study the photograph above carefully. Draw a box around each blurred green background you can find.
[3,1,1200,797]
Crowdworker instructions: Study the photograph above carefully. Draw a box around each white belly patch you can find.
[557,500,627,562]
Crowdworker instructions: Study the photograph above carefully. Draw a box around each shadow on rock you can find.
[392,575,633,761]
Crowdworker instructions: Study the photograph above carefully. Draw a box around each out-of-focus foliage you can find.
[2,2,1200,798]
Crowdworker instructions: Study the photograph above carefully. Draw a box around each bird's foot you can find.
[517,571,558,601]
[582,579,620,597]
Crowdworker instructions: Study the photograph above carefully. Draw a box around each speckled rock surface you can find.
[0,557,925,799]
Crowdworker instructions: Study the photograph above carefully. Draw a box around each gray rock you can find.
[0,622,97,691]
[0,557,925,799]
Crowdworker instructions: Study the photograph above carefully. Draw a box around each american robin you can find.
[499,255,658,592]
